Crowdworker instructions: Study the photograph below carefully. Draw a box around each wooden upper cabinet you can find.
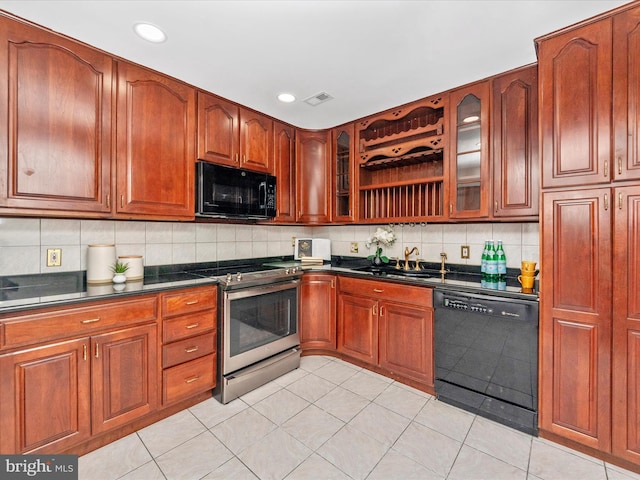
[296,130,332,223]
[448,81,490,218]
[197,92,239,167]
[0,15,113,214]
[239,107,273,173]
[538,19,613,188]
[273,121,296,223]
[491,65,539,218]
[613,6,640,182]
[332,124,356,223]
[539,188,612,451]
[197,92,273,173]
[115,61,195,219]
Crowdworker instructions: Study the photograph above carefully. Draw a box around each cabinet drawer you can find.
[0,295,158,350]
[163,354,215,404]
[339,276,432,307]
[163,311,215,343]
[161,287,216,318]
[163,332,215,368]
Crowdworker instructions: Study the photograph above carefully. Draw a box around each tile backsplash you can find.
[0,217,539,276]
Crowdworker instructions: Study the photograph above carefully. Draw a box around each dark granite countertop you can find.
[0,256,537,314]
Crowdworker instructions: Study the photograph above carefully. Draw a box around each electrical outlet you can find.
[47,248,62,267]
[291,236,296,247]
[350,242,359,253]
[461,245,470,259]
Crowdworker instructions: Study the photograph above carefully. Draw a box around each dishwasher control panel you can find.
[442,297,494,314]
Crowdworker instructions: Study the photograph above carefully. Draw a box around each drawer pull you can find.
[185,375,200,384]
[185,346,199,353]
[81,317,101,324]
[373,289,384,293]
[186,323,200,329]
[185,300,199,305]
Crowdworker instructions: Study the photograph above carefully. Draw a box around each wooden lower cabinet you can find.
[540,188,612,451]
[0,287,219,455]
[612,186,640,463]
[379,299,434,385]
[160,286,217,405]
[0,338,91,454]
[337,276,434,388]
[300,273,336,351]
[91,324,158,435]
[337,292,378,364]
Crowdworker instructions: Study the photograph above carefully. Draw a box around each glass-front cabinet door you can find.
[449,82,490,218]
[332,124,356,222]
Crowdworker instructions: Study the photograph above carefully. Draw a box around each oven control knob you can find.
[236,272,242,281]
[291,267,298,273]
[285,268,290,274]
[226,273,232,282]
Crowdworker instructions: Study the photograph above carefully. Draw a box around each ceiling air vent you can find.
[304,92,334,106]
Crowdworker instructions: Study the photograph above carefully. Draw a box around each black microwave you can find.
[196,161,276,219]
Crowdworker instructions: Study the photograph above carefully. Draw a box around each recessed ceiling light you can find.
[133,22,167,43]
[277,93,296,103]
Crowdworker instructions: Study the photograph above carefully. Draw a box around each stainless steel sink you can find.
[351,265,432,277]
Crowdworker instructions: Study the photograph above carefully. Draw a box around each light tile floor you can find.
[80,356,640,480]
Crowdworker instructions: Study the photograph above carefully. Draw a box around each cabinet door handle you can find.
[186,323,200,329]
[185,375,200,384]
[604,193,609,211]
[95,343,99,359]
[185,346,199,353]
[81,317,101,324]
[83,344,87,361]
[120,195,124,208]
[449,204,453,214]
[235,153,239,162]
[373,288,384,293]
[619,156,623,175]
[331,279,335,289]
[495,200,498,213]
[604,159,608,177]
[372,304,378,316]
[185,300,199,305]
[106,194,110,209]
[619,192,624,210]
[380,306,385,316]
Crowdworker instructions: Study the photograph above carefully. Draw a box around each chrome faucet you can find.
[404,246,419,270]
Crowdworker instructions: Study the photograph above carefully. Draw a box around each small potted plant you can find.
[110,260,130,284]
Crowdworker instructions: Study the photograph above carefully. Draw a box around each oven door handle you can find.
[225,279,301,300]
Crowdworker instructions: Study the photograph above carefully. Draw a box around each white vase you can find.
[112,273,127,284]
[87,244,116,284]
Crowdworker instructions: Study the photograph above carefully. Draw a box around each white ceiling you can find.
[0,0,631,129]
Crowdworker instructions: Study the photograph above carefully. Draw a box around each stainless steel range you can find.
[211,266,303,404]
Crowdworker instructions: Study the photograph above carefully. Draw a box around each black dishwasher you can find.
[433,289,539,435]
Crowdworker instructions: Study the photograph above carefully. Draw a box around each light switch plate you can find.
[47,248,62,267]
[461,245,470,259]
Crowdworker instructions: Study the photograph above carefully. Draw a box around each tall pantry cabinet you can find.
[537,2,640,466]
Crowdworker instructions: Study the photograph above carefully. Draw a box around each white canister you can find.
[118,255,144,281]
[86,244,116,284]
